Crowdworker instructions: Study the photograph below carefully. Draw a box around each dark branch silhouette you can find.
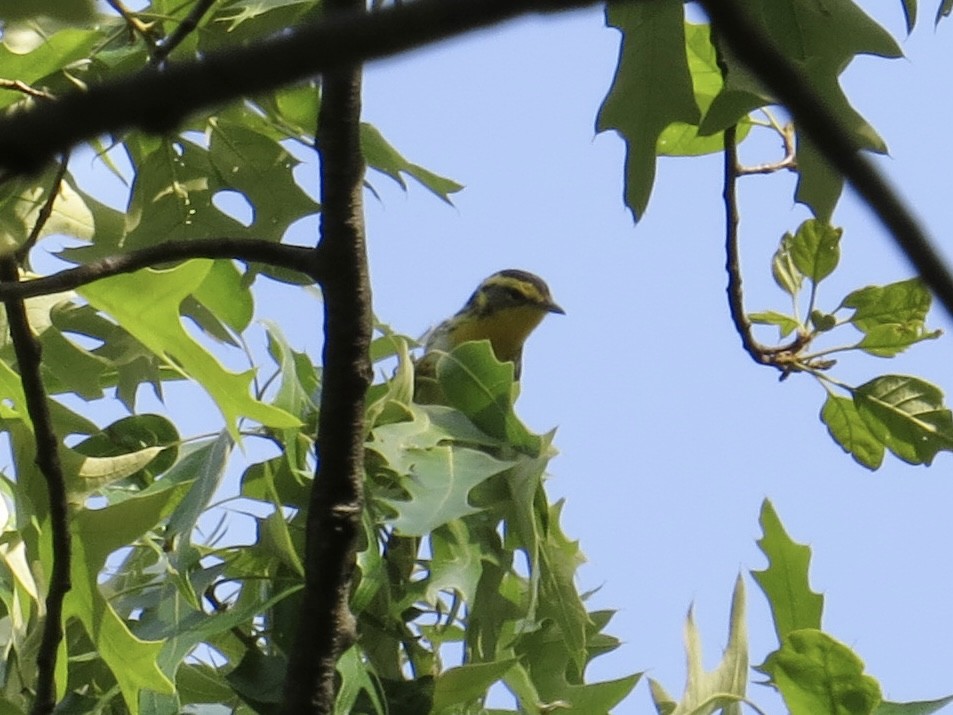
[1,256,72,715]
[280,0,372,710]
[0,239,318,301]
[0,0,599,176]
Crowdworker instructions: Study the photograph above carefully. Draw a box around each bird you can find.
[413,269,564,402]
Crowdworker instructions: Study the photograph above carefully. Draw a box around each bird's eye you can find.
[505,286,523,301]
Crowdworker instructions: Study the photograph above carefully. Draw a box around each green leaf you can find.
[810,310,837,332]
[853,375,953,465]
[762,629,882,715]
[752,500,823,643]
[657,23,752,156]
[649,574,748,715]
[427,521,484,604]
[790,219,841,285]
[821,394,885,470]
[435,341,540,454]
[876,695,953,715]
[901,0,917,32]
[207,117,320,238]
[596,0,701,219]
[361,123,463,204]
[749,310,800,338]
[700,0,902,219]
[78,261,300,438]
[772,230,805,298]
[430,660,517,713]
[0,0,93,22]
[380,445,513,537]
[191,260,254,334]
[938,0,953,24]
[842,279,938,356]
[0,28,101,110]
[264,320,320,421]
[538,500,591,674]
[67,482,193,712]
[164,434,232,547]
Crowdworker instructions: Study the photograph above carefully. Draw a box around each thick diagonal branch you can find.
[280,1,371,712]
[0,258,72,715]
[0,0,598,176]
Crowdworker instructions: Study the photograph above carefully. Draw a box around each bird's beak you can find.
[546,300,566,315]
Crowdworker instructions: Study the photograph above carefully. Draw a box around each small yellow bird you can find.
[416,269,564,386]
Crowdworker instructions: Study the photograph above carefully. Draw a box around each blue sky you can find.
[346,3,953,711]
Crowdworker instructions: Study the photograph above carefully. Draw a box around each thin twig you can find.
[0,80,55,101]
[153,0,218,66]
[0,238,319,301]
[0,258,71,715]
[723,125,808,373]
[699,0,953,323]
[16,153,70,264]
[105,0,159,50]
[736,123,796,175]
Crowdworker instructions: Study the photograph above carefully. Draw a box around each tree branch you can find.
[0,239,318,301]
[723,125,809,374]
[16,154,70,264]
[0,0,598,177]
[280,0,372,711]
[152,0,218,66]
[700,0,953,322]
[0,258,72,715]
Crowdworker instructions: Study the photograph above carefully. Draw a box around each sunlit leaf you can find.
[821,394,884,470]
[853,375,953,465]
[762,630,882,715]
[789,219,841,286]
[78,261,300,437]
[752,500,824,643]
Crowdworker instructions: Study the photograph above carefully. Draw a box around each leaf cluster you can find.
[746,218,950,470]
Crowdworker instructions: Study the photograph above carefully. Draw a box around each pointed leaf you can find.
[435,341,540,454]
[381,445,513,537]
[749,310,800,338]
[596,0,701,219]
[752,500,823,643]
[78,261,300,438]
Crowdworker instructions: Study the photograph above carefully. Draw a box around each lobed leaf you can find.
[752,500,823,644]
[596,0,700,220]
[79,261,300,438]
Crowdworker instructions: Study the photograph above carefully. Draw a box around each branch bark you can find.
[280,0,371,710]
[0,238,318,301]
[0,258,72,715]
